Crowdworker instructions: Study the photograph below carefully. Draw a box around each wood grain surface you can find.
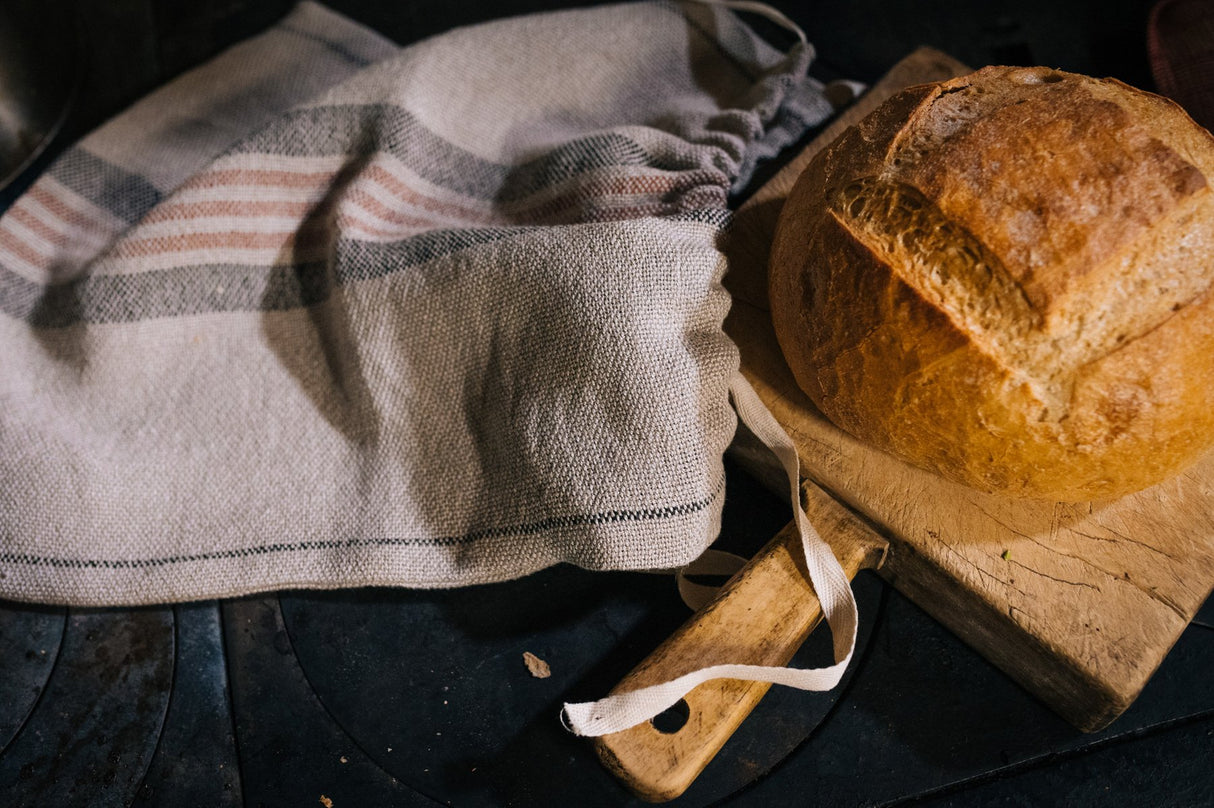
[594,482,887,802]
[722,47,1214,733]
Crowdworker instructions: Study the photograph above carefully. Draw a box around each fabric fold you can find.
[561,372,860,736]
[0,1,841,613]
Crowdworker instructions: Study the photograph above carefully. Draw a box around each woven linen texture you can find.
[0,1,834,605]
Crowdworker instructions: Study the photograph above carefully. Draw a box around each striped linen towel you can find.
[0,0,838,606]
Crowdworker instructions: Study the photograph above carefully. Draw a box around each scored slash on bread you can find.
[769,66,1214,500]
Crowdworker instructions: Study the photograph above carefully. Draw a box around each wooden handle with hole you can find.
[594,481,888,802]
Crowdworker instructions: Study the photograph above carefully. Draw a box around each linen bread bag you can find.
[1,0,862,733]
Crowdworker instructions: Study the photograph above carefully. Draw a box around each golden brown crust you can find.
[769,66,1214,500]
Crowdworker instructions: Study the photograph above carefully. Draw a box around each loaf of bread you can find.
[769,66,1214,501]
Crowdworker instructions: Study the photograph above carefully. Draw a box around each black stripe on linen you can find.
[0,210,728,327]
[0,486,722,570]
[237,105,657,203]
[47,149,164,225]
[0,226,534,326]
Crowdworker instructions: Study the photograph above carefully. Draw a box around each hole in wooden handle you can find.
[650,698,690,734]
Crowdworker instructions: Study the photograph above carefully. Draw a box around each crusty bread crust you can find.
[769,66,1214,500]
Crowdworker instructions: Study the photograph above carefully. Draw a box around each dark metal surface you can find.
[1,1,1211,806]
[0,464,884,806]
[0,458,1208,806]
[0,605,65,751]
[0,0,79,190]
[0,609,173,805]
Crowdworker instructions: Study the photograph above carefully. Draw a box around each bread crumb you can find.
[522,651,551,678]
[339,756,347,764]
[319,796,333,808]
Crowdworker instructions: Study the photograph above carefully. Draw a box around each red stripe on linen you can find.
[90,161,727,259]
[0,227,50,267]
[26,185,119,234]
[6,206,84,251]
[181,168,336,191]
[139,199,318,227]
[110,230,329,259]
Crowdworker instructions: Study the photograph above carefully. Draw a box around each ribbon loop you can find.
[561,372,860,737]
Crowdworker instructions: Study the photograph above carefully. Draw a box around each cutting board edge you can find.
[876,541,1138,733]
[727,417,1174,733]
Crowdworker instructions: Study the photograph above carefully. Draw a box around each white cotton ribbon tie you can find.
[561,372,860,737]
[675,548,747,611]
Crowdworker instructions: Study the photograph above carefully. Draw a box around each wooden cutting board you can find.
[722,47,1214,734]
